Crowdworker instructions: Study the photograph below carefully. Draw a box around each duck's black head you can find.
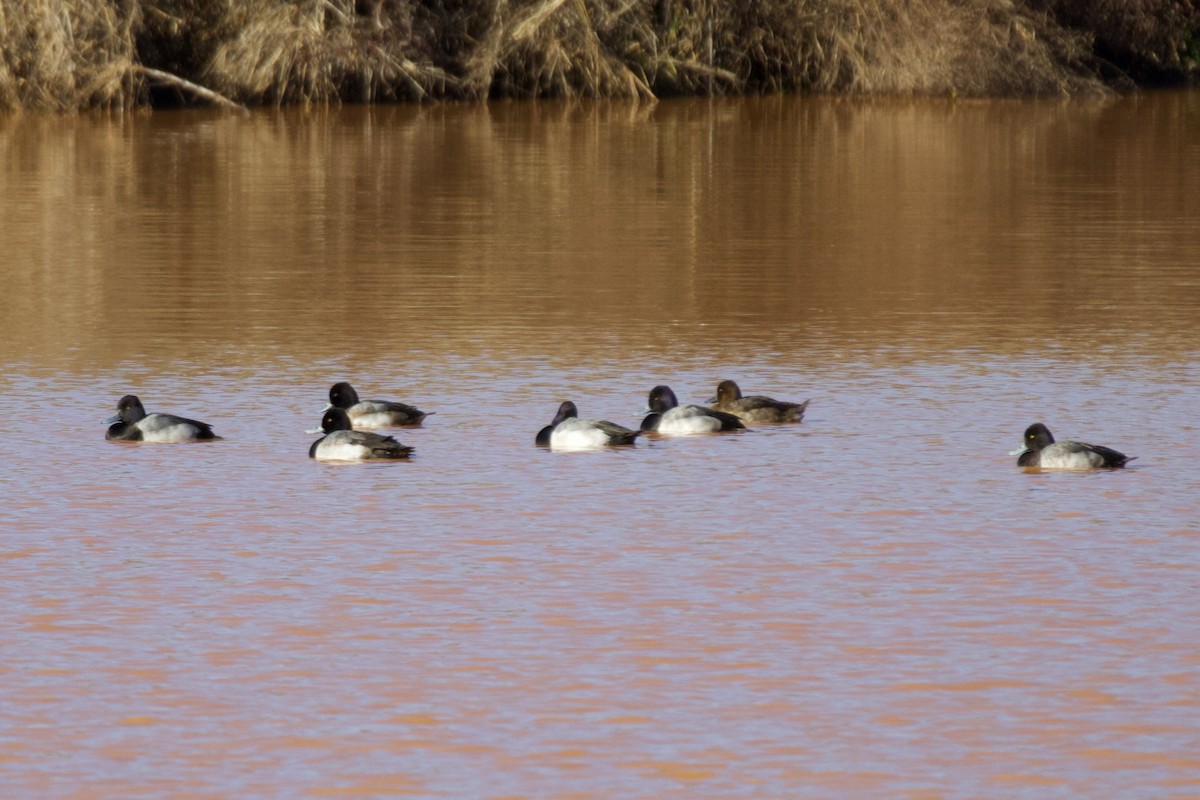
[320,407,354,433]
[647,385,679,413]
[329,382,361,409]
[552,401,579,425]
[1023,422,1055,451]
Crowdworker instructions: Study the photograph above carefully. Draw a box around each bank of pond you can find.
[1,0,1196,113]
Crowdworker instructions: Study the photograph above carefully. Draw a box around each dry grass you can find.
[641,0,1105,97]
[0,0,139,111]
[206,1,460,104]
[1038,0,1200,85]
[201,0,1186,102]
[0,0,1195,111]
[464,0,656,99]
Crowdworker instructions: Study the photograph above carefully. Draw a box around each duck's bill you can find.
[706,395,717,404]
[103,414,121,424]
[1009,446,1029,456]
[305,426,324,434]
[319,403,333,413]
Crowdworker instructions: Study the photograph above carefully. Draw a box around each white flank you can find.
[347,411,398,429]
[1037,444,1104,469]
[313,438,371,461]
[655,408,722,436]
[139,415,204,443]
[551,421,616,451]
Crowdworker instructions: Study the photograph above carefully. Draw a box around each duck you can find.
[536,401,641,451]
[641,385,745,435]
[105,395,219,442]
[309,408,414,461]
[708,379,809,423]
[1013,422,1133,469]
[326,382,429,428]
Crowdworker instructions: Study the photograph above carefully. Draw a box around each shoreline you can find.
[2,0,1196,112]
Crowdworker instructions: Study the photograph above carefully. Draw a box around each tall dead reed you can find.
[195,0,1162,102]
[0,0,139,111]
[206,0,460,104]
[1034,0,1200,85]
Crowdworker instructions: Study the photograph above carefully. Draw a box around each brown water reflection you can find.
[4,92,1199,368]
[1,93,1198,798]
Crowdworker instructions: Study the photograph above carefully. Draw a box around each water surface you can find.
[1,92,1198,798]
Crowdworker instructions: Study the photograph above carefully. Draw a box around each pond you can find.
[1,91,1198,797]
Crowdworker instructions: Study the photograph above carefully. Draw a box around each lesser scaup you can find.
[709,379,809,423]
[1013,422,1133,469]
[105,395,219,442]
[535,401,641,451]
[640,385,745,435]
[309,408,414,461]
[327,382,429,428]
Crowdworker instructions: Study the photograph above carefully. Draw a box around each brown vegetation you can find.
[0,1,138,110]
[0,0,1196,111]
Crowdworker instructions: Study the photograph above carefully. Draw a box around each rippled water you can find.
[2,93,1198,798]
